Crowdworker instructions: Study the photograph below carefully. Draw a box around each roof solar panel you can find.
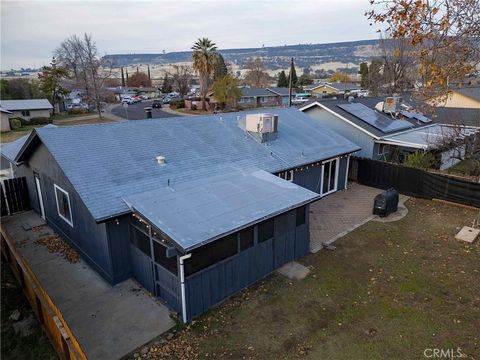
[338,103,412,133]
[413,113,432,123]
[400,105,432,123]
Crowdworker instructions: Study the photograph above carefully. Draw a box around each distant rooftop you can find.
[454,86,480,102]
[0,99,53,111]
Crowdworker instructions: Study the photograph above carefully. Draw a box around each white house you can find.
[0,99,53,121]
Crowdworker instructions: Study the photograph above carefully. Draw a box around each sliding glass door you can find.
[321,158,338,196]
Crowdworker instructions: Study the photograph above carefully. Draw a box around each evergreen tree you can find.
[121,67,125,87]
[287,59,298,88]
[359,62,369,89]
[214,54,228,80]
[161,73,173,93]
[147,65,151,80]
[38,57,70,115]
[277,70,288,87]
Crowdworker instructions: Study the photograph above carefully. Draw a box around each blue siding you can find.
[130,245,155,293]
[13,143,116,284]
[184,207,310,321]
[106,216,132,283]
[337,156,349,191]
[304,106,374,158]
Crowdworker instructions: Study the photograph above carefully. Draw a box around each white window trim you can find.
[285,170,294,182]
[54,184,73,227]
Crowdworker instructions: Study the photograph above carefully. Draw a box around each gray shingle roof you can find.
[124,168,319,251]
[431,107,480,127]
[267,87,295,96]
[301,98,424,137]
[455,86,480,102]
[0,99,53,111]
[241,88,276,98]
[15,108,359,221]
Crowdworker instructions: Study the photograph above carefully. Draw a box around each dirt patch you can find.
[34,234,80,263]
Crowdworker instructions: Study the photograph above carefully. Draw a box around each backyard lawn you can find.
[135,198,480,359]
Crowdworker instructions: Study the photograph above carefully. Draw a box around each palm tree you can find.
[191,38,217,111]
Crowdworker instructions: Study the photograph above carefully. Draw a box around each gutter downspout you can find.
[179,253,192,323]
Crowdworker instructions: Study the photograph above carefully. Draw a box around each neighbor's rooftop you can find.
[0,99,53,111]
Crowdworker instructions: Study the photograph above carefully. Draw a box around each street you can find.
[111,100,179,120]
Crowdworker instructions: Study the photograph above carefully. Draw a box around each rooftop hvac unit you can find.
[245,113,278,134]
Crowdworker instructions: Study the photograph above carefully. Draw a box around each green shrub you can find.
[68,108,87,115]
[169,100,185,109]
[404,151,437,169]
[26,117,49,125]
[9,118,22,130]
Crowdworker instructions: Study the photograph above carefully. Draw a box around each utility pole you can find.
[121,67,125,87]
[147,65,151,81]
[288,57,294,107]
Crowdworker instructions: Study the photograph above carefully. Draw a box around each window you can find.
[54,184,73,226]
[240,227,254,250]
[261,96,269,103]
[378,144,389,156]
[296,206,306,226]
[258,218,274,243]
[130,225,151,256]
[153,241,177,275]
[278,170,294,182]
[21,110,30,117]
[185,234,238,276]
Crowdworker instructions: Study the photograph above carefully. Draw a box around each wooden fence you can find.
[349,158,480,208]
[1,177,31,216]
[1,230,87,360]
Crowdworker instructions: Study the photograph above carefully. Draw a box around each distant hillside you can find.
[104,39,380,72]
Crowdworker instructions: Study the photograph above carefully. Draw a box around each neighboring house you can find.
[428,86,480,109]
[267,87,296,106]
[237,88,281,108]
[1,107,13,132]
[301,97,477,170]
[1,109,359,322]
[305,82,363,98]
[431,107,480,128]
[0,99,53,121]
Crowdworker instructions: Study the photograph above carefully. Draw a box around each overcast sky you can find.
[1,0,382,70]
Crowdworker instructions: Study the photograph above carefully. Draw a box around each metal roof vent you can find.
[156,155,166,165]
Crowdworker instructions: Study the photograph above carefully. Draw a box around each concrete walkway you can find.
[2,211,174,360]
[309,183,408,252]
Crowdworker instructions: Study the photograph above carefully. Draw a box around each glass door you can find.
[321,158,338,196]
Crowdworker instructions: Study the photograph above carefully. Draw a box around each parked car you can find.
[131,96,143,103]
[122,98,134,105]
[162,95,172,104]
[152,100,162,108]
[140,95,149,100]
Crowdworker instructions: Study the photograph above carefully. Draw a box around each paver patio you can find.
[2,211,175,360]
[309,182,408,252]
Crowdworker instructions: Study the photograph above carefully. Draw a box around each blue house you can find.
[1,109,359,322]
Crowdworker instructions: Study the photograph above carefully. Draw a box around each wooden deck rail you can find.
[1,228,87,360]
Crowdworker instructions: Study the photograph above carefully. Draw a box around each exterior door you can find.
[321,158,339,196]
[34,175,45,219]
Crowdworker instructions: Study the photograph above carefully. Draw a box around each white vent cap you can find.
[156,155,166,165]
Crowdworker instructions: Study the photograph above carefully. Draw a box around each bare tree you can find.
[55,33,114,118]
[379,35,417,93]
[367,0,480,103]
[244,58,269,88]
[171,65,193,97]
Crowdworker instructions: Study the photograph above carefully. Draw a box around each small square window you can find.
[54,184,73,226]
[21,110,30,117]
[258,218,274,243]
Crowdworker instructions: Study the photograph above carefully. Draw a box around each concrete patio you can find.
[2,211,175,360]
[309,182,408,252]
